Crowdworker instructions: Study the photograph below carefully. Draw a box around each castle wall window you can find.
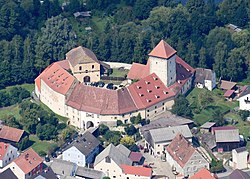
[79,66,82,71]
[92,65,94,69]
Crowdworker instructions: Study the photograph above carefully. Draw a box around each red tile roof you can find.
[66,83,138,115]
[224,90,235,97]
[166,133,195,168]
[14,148,43,174]
[0,142,10,160]
[0,125,25,143]
[149,40,177,59]
[55,60,70,70]
[189,168,216,179]
[129,152,143,162]
[35,63,75,95]
[128,73,176,109]
[121,165,152,177]
[127,62,150,80]
[220,80,237,90]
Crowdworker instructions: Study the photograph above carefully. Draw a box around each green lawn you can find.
[187,88,238,126]
[3,83,35,93]
[29,135,57,154]
[109,68,129,78]
[0,105,21,120]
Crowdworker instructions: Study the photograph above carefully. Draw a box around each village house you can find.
[0,168,18,179]
[121,165,152,179]
[3,148,43,179]
[238,86,250,110]
[35,40,195,130]
[230,147,249,170]
[200,122,216,133]
[62,131,100,167]
[94,144,133,178]
[0,142,18,168]
[144,125,192,156]
[194,68,216,91]
[212,126,240,152]
[165,134,209,178]
[228,169,250,179]
[0,125,29,149]
[189,168,217,179]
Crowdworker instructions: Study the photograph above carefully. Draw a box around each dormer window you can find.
[155,86,160,89]
[147,89,152,93]
[163,91,169,94]
[137,86,141,89]
[145,81,150,84]
[139,93,144,97]
[153,77,158,81]
[146,99,151,103]
[155,95,160,99]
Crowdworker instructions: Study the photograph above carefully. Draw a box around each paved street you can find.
[142,152,176,179]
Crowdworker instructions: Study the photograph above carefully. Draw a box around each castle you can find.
[35,40,195,129]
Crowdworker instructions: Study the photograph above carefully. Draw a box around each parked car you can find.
[107,83,114,90]
[247,136,250,141]
[98,81,105,87]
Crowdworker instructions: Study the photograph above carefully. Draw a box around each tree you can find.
[185,40,198,67]
[117,120,123,126]
[199,91,213,110]
[133,0,156,20]
[171,95,193,118]
[212,109,225,126]
[125,125,137,136]
[198,47,207,68]
[239,110,250,121]
[213,42,228,78]
[19,137,30,151]
[3,116,22,129]
[35,15,76,72]
[36,124,57,140]
[120,136,135,148]
[99,124,109,135]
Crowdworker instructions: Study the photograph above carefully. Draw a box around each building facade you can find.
[0,143,18,168]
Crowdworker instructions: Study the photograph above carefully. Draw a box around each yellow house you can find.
[66,46,101,83]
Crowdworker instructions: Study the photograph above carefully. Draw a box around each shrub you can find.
[117,120,123,126]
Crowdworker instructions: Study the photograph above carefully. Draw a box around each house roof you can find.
[63,131,100,156]
[94,144,132,167]
[189,168,216,179]
[200,133,216,150]
[220,80,237,90]
[66,46,100,67]
[234,147,247,153]
[229,169,250,179]
[14,148,43,174]
[129,152,143,162]
[212,126,236,133]
[194,68,214,84]
[215,129,239,143]
[127,62,150,80]
[55,60,70,70]
[116,144,131,157]
[121,165,152,177]
[148,40,177,59]
[0,125,25,143]
[48,159,76,176]
[166,133,196,168]
[31,167,57,179]
[0,142,10,160]
[66,83,137,115]
[0,168,18,179]
[224,90,235,97]
[144,125,192,147]
[140,111,193,135]
[35,63,75,95]
[239,86,250,98]
[200,122,216,129]
[75,166,104,179]
[128,73,176,109]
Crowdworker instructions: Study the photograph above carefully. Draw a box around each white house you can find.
[194,68,216,91]
[165,134,209,177]
[0,142,18,168]
[144,125,192,156]
[62,131,100,167]
[231,147,249,170]
[238,86,250,110]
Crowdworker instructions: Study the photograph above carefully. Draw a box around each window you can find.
[155,106,157,109]
[79,66,82,71]
[85,70,88,73]
[92,65,94,69]
[147,110,149,112]
[113,176,116,178]
[105,156,111,163]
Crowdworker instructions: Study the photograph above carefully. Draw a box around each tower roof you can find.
[148,40,177,59]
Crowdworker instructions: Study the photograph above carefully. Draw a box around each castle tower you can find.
[148,40,177,87]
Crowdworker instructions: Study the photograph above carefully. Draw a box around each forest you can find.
[0,0,249,90]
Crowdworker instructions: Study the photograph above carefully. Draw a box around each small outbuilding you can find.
[200,122,216,133]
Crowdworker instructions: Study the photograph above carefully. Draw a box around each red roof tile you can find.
[220,80,237,90]
[121,165,152,177]
[66,83,138,115]
[128,73,176,109]
[14,148,43,174]
[0,142,10,160]
[189,168,216,179]
[55,60,70,70]
[0,125,25,143]
[166,133,195,168]
[35,63,75,95]
[212,126,236,133]
[127,62,150,80]
[148,40,177,59]
[129,152,143,162]
[224,90,235,97]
